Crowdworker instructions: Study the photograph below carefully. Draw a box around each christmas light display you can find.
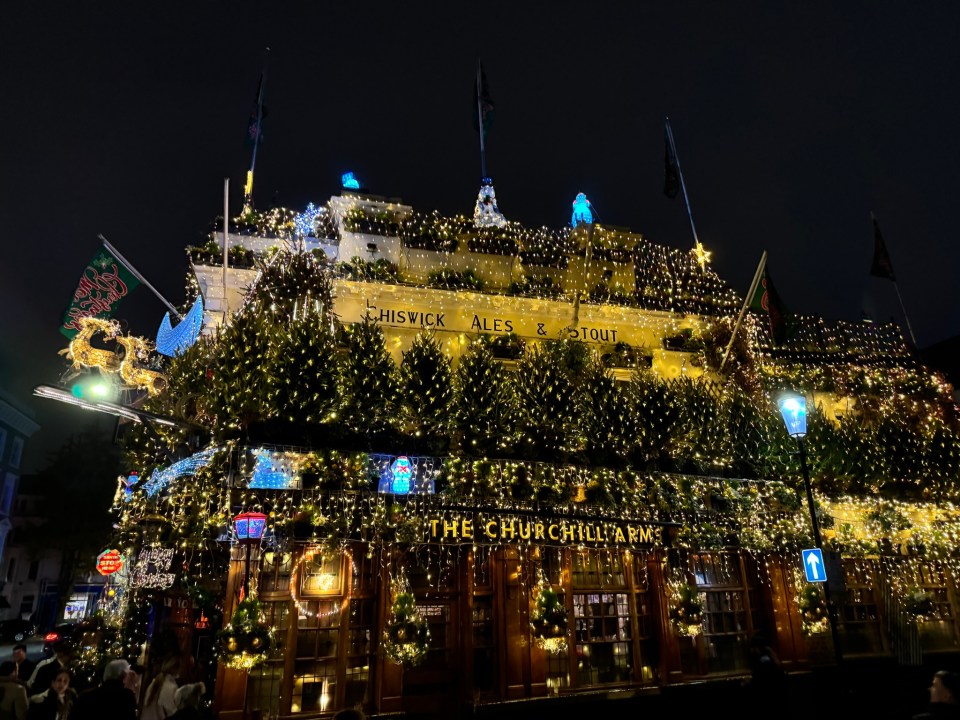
[156,295,204,357]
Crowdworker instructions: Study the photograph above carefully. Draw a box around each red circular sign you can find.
[96,549,123,576]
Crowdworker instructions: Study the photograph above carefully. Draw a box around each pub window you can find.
[840,558,886,655]
[689,552,752,674]
[903,560,958,652]
[259,549,293,595]
[246,600,290,719]
[631,551,657,683]
[293,599,341,713]
[345,598,376,708]
[301,551,342,596]
[573,592,632,685]
[571,550,632,687]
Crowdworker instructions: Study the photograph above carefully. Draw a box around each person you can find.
[26,643,73,698]
[0,660,28,720]
[746,633,785,708]
[69,659,137,720]
[26,669,73,720]
[123,663,144,707]
[913,670,960,719]
[168,682,205,720]
[10,647,35,686]
[140,657,179,720]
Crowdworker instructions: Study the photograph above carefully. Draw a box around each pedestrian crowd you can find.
[0,638,208,720]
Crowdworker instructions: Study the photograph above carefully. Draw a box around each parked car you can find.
[42,617,104,653]
[0,619,37,643]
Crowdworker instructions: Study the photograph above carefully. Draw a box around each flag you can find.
[870,214,896,281]
[60,243,141,339]
[246,73,267,146]
[663,121,680,199]
[749,265,790,345]
[472,62,494,143]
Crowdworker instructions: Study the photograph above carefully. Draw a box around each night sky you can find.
[4,2,959,472]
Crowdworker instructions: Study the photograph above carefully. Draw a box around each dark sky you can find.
[4,2,959,472]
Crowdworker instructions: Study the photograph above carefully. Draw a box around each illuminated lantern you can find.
[234,512,268,545]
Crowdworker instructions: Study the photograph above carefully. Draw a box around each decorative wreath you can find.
[669,582,704,637]
[529,583,568,654]
[217,598,274,670]
[797,584,829,635]
[382,578,430,668]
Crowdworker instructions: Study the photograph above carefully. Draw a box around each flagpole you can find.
[665,117,700,250]
[244,47,270,213]
[223,178,230,316]
[720,250,767,373]
[477,57,487,179]
[98,235,182,320]
[869,211,917,346]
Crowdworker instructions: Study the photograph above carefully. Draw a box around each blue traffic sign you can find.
[802,548,826,583]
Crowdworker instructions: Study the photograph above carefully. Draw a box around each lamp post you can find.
[234,512,268,598]
[777,393,844,666]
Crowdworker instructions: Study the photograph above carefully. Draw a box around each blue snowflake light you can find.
[293,202,324,238]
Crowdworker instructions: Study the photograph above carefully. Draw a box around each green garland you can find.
[797,584,829,634]
[668,582,704,637]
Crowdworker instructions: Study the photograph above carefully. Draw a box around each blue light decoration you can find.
[156,295,204,357]
[373,454,436,494]
[123,472,138,502]
[341,172,361,190]
[390,456,413,494]
[571,192,593,226]
[777,393,808,437]
[473,178,507,228]
[248,448,301,490]
[143,447,218,497]
[294,202,324,238]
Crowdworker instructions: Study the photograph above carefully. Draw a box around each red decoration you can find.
[234,512,268,545]
[96,549,124,575]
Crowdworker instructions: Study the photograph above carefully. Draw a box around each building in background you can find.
[0,388,39,618]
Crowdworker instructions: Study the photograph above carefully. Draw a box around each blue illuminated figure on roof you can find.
[156,295,204,357]
[341,172,361,190]
[571,192,593,226]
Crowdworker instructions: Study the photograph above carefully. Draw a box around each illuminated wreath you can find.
[901,586,936,622]
[382,584,430,668]
[217,598,274,670]
[529,583,568,654]
[668,582,704,637]
[797,584,829,635]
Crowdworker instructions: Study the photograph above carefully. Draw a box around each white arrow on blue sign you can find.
[802,548,826,583]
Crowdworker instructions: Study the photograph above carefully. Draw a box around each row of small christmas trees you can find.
[130,250,960,501]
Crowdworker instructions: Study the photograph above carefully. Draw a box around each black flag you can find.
[473,62,494,143]
[664,121,680,199]
[870,214,896,281]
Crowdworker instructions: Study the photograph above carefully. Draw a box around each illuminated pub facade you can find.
[149,190,960,718]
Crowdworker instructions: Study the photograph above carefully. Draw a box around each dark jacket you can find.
[70,679,137,720]
[913,704,960,720]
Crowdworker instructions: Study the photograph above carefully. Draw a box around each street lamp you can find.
[777,392,844,666]
[234,512,268,598]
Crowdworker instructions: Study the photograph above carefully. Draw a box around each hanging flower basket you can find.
[797,584,829,635]
[217,598,274,670]
[529,583,568,654]
[669,583,704,637]
[382,583,430,668]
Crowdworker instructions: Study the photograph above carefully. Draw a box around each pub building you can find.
[114,184,960,719]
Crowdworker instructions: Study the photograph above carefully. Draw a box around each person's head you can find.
[333,708,365,720]
[12,644,27,663]
[51,669,71,696]
[103,659,130,683]
[0,661,16,678]
[931,670,960,704]
[174,682,205,710]
[123,663,144,694]
[160,656,179,677]
[52,640,73,662]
